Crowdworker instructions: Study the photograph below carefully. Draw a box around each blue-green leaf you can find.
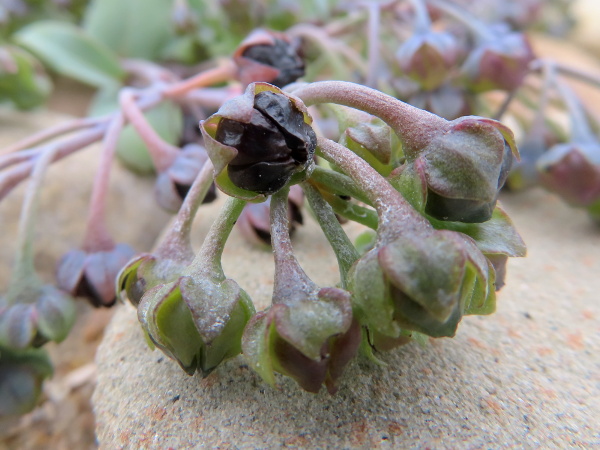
[14,21,124,88]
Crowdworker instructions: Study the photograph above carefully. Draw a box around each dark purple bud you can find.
[461,31,535,93]
[235,29,305,88]
[537,143,600,207]
[57,243,136,307]
[396,30,459,91]
[154,143,216,213]
[202,83,316,198]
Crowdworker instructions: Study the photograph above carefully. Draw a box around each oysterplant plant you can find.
[0,0,597,419]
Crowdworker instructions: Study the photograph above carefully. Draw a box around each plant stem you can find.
[0,117,105,156]
[409,0,432,32]
[293,81,449,157]
[303,182,360,288]
[187,196,246,279]
[163,59,237,98]
[365,1,381,88]
[426,0,494,42]
[0,90,163,201]
[6,147,57,303]
[309,165,371,205]
[82,114,124,252]
[317,137,431,241]
[314,186,379,230]
[270,187,318,304]
[555,77,597,144]
[119,89,179,172]
[156,160,215,263]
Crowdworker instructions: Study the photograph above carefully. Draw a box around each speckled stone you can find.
[93,188,600,449]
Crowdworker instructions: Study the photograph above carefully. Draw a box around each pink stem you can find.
[0,126,106,201]
[162,60,237,99]
[119,89,180,172]
[156,159,215,263]
[0,116,105,155]
[82,115,125,251]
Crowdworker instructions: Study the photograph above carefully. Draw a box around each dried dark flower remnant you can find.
[202,83,316,199]
[235,29,305,88]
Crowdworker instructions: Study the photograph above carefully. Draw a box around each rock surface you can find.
[94,189,600,449]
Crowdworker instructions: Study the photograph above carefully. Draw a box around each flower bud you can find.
[57,243,136,307]
[154,143,216,213]
[243,288,360,394]
[0,285,75,350]
[461,30,534,93]
[201,83,317,199]
[403,116,517,223]
[0,346,53,417]
[349,230,496,343]
[234,29,305,88]
[117,252,190,307]
[138,274,255,376]
[536,142,600,207]
[396,30,459,91]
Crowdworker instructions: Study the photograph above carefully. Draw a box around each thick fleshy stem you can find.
[186,196,246,279]
[270,187,319,305]
[162,59,237,98]
[154,160,215,263]
[302,182,360,288]
[81,114,124,252]
[293,81,449,157]
[5,147,57,304]
[426,0,495,42]
[119,89,180,173]
[317,136,431,242]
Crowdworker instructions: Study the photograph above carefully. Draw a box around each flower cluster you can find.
[115,81,525,394]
